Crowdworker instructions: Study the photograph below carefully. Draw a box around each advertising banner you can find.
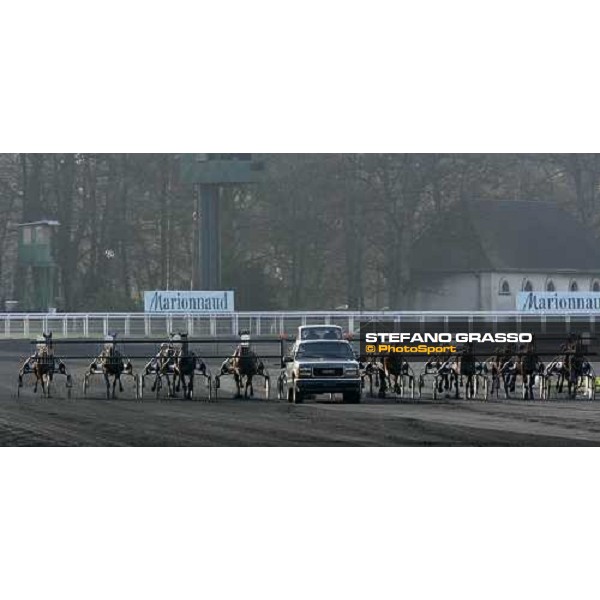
[517,292,600,313]
[144,290,234,313]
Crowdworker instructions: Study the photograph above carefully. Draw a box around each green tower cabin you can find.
[17,220,60,312]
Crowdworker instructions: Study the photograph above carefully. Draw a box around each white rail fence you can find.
[0,311,599,339]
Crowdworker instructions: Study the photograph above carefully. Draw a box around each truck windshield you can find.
[296,342,354,359]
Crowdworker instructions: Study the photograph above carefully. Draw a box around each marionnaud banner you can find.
[517,291,600,312]
[144,290,234,313]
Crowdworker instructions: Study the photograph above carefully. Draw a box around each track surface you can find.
[2,340,600,446]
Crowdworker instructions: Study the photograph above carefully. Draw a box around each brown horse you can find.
[458,343,478,399]
[378,354,414,399]
[517,343,544,400]
[562,339,588,399]
[218,332,268,399]
[18,332,74,398]
[33,345,55,397]
[172,334,208,400]
[229,347,265,398]
[17,333,56,397]
[92,338,130,399]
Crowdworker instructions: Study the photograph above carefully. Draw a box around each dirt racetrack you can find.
[2,340,600,446]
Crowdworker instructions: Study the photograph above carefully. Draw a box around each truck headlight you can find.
[297,367,312,378]
[345,367,359,377]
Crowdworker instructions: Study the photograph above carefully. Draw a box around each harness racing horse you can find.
[19,332,54,397]
[91,335,132,399]
[545,338,581,398]
[142,341,176,396]
[172,333,208,400]
[496,345,518,399]
[436,352,459,398]
[34,344,56,397]
[142,335,192,399]
[377,354,414,399]
[515,342,545,400]
[220,332,269,399]
[545,354,568,395]
[417,352,459,399]
[544,337,594,399]
[156,340,178,397]
[458,343,490,399]
[563,339,590,399]
[458,343,478,399]
[18,332,72,398]
[485,345,521,399]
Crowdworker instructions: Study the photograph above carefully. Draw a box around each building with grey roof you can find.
[409,200,600,310]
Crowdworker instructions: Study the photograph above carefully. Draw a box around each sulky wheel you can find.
[586,376,594,401]
[82,374,89,397]
[537,376,545,401]
[465,379,473,400]
[277,375,285,401]
[264,375,271,400]
[398,377,405,400]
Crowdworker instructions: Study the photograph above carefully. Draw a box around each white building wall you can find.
[490,272,600,310]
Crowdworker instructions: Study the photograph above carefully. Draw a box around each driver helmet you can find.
[240,330,251,348]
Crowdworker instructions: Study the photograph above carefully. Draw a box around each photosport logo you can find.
[361,325,531,356]
[359,319,599,358]
[144,290,235,313]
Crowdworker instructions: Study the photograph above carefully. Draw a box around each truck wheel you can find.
[292,382,304,404]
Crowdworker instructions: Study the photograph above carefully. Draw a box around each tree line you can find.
[0,153,597,311]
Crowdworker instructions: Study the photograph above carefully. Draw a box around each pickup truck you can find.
[278,339,361,404]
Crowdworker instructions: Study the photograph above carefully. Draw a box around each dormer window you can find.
[499,279,511,295]
[522,279,533,292]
